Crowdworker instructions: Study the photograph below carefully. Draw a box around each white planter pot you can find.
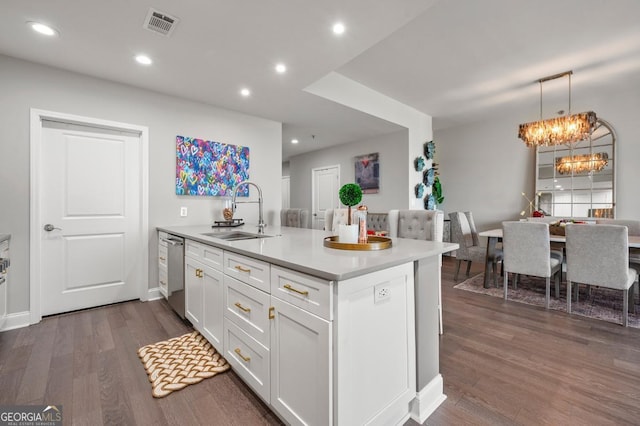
[338,224,359,244]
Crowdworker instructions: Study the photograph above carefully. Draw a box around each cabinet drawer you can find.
[271,266,332,320]
[158,267,168,298]
[185,240,223,271]
[223,318,270,402]
[224,252,270,293]
[223,276,271,347]
[158,244,168,269]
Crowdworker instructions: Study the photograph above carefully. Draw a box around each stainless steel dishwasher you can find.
[162,234,185,319]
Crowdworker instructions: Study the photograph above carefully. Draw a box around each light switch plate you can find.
[180,207,188,217]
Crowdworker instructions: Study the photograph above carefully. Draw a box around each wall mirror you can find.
[536,118,615,218]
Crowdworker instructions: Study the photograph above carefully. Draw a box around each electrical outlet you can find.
[180,207,188,217]
[374,285,391,303]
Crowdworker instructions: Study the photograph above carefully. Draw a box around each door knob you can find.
[44,224,62,232]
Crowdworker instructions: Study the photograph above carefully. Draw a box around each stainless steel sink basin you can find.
[201,231,273,241]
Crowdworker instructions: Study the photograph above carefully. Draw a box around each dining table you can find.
[478,227,640,289]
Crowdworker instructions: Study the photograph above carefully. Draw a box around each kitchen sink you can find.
[201,231,274,241]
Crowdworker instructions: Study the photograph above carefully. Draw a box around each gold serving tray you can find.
[323,235,392,251]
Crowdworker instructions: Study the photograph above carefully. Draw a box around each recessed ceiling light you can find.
[135,54,152,65]
[275,63,287,74]
[291,139,299,144]
[28,22,58,37]
[332,22,345,35]
[240,88,251,97]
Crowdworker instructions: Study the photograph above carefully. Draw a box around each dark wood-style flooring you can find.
[2,256,640,425]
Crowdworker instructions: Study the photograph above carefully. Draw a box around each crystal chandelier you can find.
[518,71,597,147]
[555,152,609,175]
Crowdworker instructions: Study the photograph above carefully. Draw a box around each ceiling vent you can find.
[143,8,179,36]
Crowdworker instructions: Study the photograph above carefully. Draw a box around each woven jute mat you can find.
[137,331,230,398]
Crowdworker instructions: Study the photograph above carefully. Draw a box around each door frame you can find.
[311,164,340,230]
[29,109,149,324]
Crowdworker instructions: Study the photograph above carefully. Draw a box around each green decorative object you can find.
[339,183,363,225]
[432,176,444,204]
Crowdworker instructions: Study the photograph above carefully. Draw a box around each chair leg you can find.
[623,289,629,327]
[465,261,472,278]
[504,272,509,300]
[514,273,519,289]
[492,262,498,287]
[567,280,572,313]
[545,276,550,309]
[454,259,462,281]
[555,272,560,299]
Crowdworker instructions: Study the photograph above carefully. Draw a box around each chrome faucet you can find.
[232,180,266,234]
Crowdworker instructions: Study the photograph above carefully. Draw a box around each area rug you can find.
[454,273,640,328]
[137,331,230,398]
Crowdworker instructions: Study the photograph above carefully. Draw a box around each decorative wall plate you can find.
[423,168,435,186]
[414,156,426,171]
[415,182,425,198]
[425,194,436,210]
[424,141,435,159]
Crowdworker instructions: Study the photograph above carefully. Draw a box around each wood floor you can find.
[2,256,640,425]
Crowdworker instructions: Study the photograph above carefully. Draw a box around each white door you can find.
[39,120,143,316]
[312,165,340,230]
[281,176,290,209]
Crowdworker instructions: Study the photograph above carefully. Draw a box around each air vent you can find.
[143,8,179,36]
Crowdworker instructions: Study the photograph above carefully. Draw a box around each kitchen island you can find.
[157,224,457,425]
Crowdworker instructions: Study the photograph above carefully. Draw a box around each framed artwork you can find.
[175,135,250,196]
[355,152,380,194]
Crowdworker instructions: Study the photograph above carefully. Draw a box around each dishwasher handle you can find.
[161,237,184,246]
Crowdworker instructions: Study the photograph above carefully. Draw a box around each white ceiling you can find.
[2,0,640,160]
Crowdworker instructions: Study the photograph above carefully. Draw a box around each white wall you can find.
[288,129,409,213]
[0,55,282,315]
[435,82,640,231]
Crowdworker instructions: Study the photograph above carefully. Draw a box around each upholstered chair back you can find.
[367,213,389,233]
[502,221,554,278]
[280,208,310,228]
[566,224,631,289]
[595,219,640,236]
[388,210,443,241]
[323,209,350,232]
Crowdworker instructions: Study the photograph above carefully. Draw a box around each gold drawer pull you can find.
[234,302,251,313]
[195,268,203,278]
[159,256,166,261]
[269,306,275,320]
[235,265,251,273]
[234,348,251,362]
[284,283,309,296]
[160,280,166,285]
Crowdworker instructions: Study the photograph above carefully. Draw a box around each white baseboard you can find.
[0,311,31,331]
[410,374,447,424]
[147,287,164,301]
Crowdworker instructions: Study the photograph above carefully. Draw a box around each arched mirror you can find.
[536,118,615,218]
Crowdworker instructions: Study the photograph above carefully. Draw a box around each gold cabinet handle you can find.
[234,348,251,362]
[234,302,251,313]
[235,265,251,273]
[159,256,166,261]
[284,283,309,296]
[195,268,203,278]
[268,306,275,319]
[160,280,166,285]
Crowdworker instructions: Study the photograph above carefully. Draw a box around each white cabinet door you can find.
[185,257,203,330]
[270,297,331,426]
[202,265,224,350]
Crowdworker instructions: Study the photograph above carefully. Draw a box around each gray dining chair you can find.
[596,218,640,272]
[502,221,562,309]
[280,208,310,228]
[566,224,638,327]
[389,209,445,334]
[449,211,503,284]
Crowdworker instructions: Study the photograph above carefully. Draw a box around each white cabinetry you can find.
[158,232,168,298]
[185,240,224,349]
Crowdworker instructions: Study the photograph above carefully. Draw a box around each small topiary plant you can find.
[339,183,363,225]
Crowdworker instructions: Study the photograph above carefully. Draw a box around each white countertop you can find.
[157,225,458,281]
